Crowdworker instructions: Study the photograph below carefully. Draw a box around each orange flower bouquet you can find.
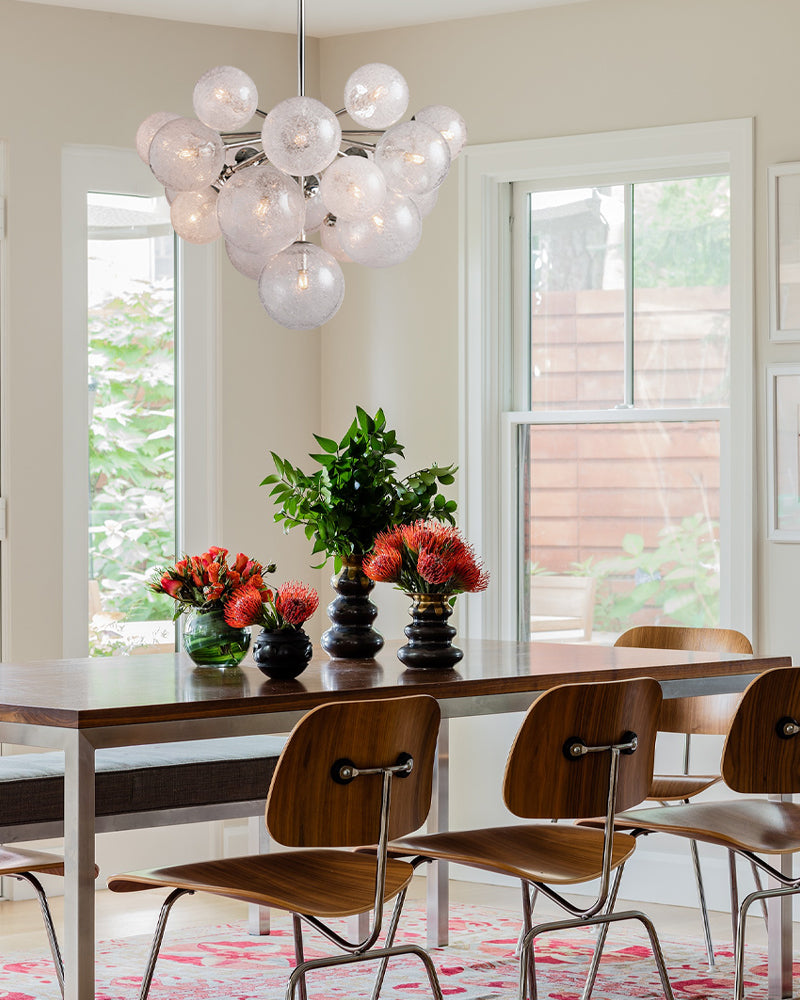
[363,521,489,670]
[224,578,320,680]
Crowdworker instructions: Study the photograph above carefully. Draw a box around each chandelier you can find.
[135,0,466,330]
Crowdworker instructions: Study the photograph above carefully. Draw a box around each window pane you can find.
[87,192,176,655]
[529,186,625,410]
[633,177,730,407]
[520,421,721,642]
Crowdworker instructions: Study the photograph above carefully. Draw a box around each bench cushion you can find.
[0,736,286,827]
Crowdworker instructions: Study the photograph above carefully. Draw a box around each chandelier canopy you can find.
[135,0,466,330]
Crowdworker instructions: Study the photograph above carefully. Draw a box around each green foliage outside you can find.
[263,406,458,565]
[88,283,176,641]
[633,176,730,289]
[558,514,720,633]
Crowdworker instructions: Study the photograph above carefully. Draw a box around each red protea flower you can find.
[363,547,403,583]
[417,547,458,586]
[224,582,267,628]
[372,527,405,552]
[449,546,490,593]
[275,581,319,627]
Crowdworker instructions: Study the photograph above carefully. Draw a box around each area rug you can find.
[0,902,789,1000]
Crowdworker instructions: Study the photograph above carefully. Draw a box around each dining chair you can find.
[608,665,800,1000]
[107,694,445,1000]
[0,847,69,995]
[615,624,754,966]
[382,677,674,1000]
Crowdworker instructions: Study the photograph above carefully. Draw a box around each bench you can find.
[530,575,596,641]
[0,735,286,843]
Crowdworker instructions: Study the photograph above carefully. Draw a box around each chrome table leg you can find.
[63,732,96,1000]
[247,815,271,935]
[427,719,449,949]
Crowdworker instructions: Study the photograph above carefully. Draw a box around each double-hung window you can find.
[459,121,753,644]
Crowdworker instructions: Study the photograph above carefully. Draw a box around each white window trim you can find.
[458,119,754,643]
[0,142,6,658]
[61,145,220,657]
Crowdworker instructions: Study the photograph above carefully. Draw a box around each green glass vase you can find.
[182,607,251,667]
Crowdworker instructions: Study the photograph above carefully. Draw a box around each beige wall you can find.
[2,0,798,665]
[0,0,322,658]
[318,0,800,661]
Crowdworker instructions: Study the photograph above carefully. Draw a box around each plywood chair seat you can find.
[647,773,720,800]
[0,846,67,877]
[109,849,414,918]
[619,799,800,855]
[391,824,636,885]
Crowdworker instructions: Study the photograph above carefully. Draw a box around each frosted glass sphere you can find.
[225,240,270,280]
[344,63,409,129]
[170,188,221,244]
[193,65,258,131]
[337,192,422,267]
[414,105,468,158]
[258,242,345,330]
[149,117,225,192]
[216,163,304,255]
[136,111,180,164]
[320,156,387,221]
[410,188,439,218]
[375,121,450,197]
[320,219,353,263]
[303,182,329,233]
[260,97,342,176]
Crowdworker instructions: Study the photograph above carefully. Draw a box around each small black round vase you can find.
[397,592,463,670]
[252,628,313,679]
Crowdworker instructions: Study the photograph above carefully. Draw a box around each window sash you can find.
[458,119,753,644]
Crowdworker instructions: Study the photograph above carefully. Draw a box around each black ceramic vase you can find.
[397,592,462,669]
[252,627,313,679]
[320,556,384,659]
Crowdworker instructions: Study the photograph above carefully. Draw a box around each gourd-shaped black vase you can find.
[320,556,384,659]
[397,592,462,669]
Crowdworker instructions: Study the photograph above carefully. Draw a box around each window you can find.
[458,121,753,643]
[62,147,219,658]
[515,177,729,642]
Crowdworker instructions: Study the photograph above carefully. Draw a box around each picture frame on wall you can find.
[767,364,800,541]
[769,163,800,341]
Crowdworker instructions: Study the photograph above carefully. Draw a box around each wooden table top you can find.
[0,639,789,730]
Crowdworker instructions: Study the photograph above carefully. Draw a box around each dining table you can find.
[0,637,792,1000]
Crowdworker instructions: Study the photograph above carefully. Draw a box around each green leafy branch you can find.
[261,406,457,564]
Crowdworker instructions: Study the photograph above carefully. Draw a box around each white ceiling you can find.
[16,0,588,36]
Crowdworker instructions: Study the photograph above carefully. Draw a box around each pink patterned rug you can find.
[0,902,788,1000]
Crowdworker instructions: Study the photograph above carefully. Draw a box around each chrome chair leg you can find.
[520,880,537,998]
[581,863,625,1000]
[728,850,739,949]
[688,839,715,967]
[286,944,444,1000]
[13,873,64,998]
[522,909,674,1000]
[138,888,194,1000]
[292,914,308,1000]
[369,888,409,1000]
[749,861,770,929]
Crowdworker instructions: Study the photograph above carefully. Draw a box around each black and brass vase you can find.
[320,555,384,659]
[397,592,462,669]
[253,627,313,679]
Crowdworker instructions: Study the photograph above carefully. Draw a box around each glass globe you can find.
[320,220,353,263]
[216,163,304,255]
[375,121,450,197]
[260,97,342,177]
[258,242,345,329]
[170,188,221,244]
[320,156,387,221]
[410,188,439,218]
[135,111,180,164]
[149,117,225,191]
[414,105,468,158]
[225,240,270,280]
[193,65,259,131]
[344,63,409,129]
[337,192,422,268]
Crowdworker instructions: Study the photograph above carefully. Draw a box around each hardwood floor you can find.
[0,875,781,951]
